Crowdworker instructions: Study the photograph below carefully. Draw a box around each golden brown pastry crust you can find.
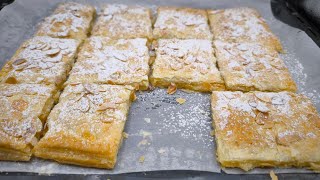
[214,40,296,92]
[0,37,81,89]
[33,84,135,169]
[65,37,150,90]
[153,7,213,40]
[211,91,320,171]
[150,39,225,92]
[36,2,95,40]
[91,4,153,41]
[208,7,283,52]
[0,84,58,161]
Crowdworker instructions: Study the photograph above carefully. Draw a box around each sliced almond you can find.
[170,62,183,71]
[12,58,27,66]
[113,52,127,62]
[97,102,117,111]
[78,97,90,112]
[83,84,97,94]
[276,132,302,146]
[45,48,60,56]
[36,43,47,50]
[271,96,284,105]
[248,99,257,108]
[28,44,37,50]
[184,55,195,65]
[100,117,114,123]
[254,93,271,103]
[255,112,268,125]
[167,83,177,95]
[256,103,270,113]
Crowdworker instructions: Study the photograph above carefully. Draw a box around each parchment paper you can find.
[0,0,319,175]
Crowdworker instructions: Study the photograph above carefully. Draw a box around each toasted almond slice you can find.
[113,52,127,62]
[167,83,177,95]
[170,62,183,71]
[270,170,278,180]
[276,131,303,146]
[78,97,90,112]
[12,58,27,66]
[45,48,60,56]
[256,103,270,113]
[271,96,285,105]
[97,102,117,111]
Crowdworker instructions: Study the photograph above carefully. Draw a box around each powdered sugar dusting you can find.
[280,49,320,105]
[67,37,149,86]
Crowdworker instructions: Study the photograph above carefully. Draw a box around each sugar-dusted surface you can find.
[208,7,282,52]
[0,0,320,176]
[0,36,80,87]
[34,84,134,168]
[211,91,320,171]
[0,84,57,161]
[214,40,296,92]
[151,39,224,92]
[36,2,95,40]
[92,4,152,40]
[66,37,150,90]
[153,7,212,39]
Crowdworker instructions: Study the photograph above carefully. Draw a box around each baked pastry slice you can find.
[150,39,225,92]
[208,7,283,52]
[0,84,59,161]
[214,40,296,92]
[91,4,153,41]
[0,36,81,89]
[65,37,150,90]
[34,83,135,169]
[153,7,213,40]
[36,2,95,40]
[211,91,320,171]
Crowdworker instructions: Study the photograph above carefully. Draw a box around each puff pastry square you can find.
[0,36,81,89]
[150,39,225,92]
[34,83,135,169]
[153,7,213,40]
[0,84,58,161]
[66,37,150,90]
[211,91,320,171]
[214,40,296,92]
[91,4,153,41]
[36,2,95,40]
[208,7,283,52]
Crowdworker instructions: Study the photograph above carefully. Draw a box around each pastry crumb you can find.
[139,156,145,163]
[210,130,215,136]
[138,139,149,147]
[122,132,129,139]
[176,97,186,104]
[139,130,152,138]
[158,148,166,154]
[144,118,151,123]
[167,83,177,94]
[269,170,278,180]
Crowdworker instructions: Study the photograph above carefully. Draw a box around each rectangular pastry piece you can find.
[36,2,95,40]
[65,37,150,90]
[211,91,320,171]
[213,40,296,92]
[208,7,283,52]
[150,39,225,92]
[0,36,81,89]
[153,7,213,40]
[91,4,153,41]
[34,83,135,169]
[0,84,59,161]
